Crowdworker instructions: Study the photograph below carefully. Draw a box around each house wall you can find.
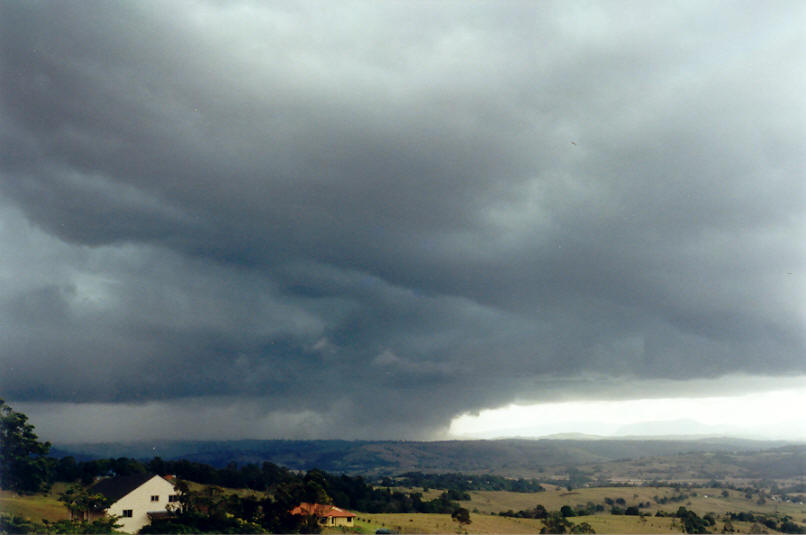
[106,476,177,534]
[334,516,354,526]
[72,510,106,523]
[321,516,354,527]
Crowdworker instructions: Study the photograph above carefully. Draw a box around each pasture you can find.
[459,485,806,519]
[356,512,686,534]
[357,512,546,534]
[0,489,71,523]
[4,482,806,533]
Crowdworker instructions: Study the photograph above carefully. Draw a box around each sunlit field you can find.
[4,481,806,534]
[357,512,546,534]
[0,489,71,523]
[463,486,806,517]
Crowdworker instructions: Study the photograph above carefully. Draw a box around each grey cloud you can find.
[1,0,804,440]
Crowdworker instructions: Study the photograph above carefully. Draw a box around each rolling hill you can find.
[50,437,800,478]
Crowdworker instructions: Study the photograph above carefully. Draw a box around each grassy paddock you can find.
[182,480,263,498]
[388,487,445,500]
[4,482,805,533]
[571,514,677,533]
[0,490,71,522]
[464,485,806,519]
[464,487,671,514]
[359,512,550,534]
[358,512,803,534]
[358,512,684,534]
[322,518,385,534]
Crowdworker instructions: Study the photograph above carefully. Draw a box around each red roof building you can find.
[290,502,357,527]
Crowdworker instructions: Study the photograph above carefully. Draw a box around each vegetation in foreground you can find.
[3,399,806,534]
[5,482,806,534]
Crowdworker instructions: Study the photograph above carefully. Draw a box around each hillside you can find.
[51,437,798,477]
[575,445,806,483]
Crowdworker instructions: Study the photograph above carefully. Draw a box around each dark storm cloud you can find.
[1,1,804,439]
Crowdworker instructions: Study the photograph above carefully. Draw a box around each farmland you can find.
[4,423,806,534]
[349,481,806,533]
[462,485,806,517]
[0,486,71,524]
[352,512,687,534]
[5,481,806,533]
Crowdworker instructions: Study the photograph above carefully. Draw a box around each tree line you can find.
[387,471,546,493]
[1,400,471,533]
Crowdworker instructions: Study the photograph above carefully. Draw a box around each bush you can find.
[540,512,571,534]
[569,522,596,534]
[0,514,39,534]
[675,507,710,534]
[779,521,806,534]
[139,521,199,533]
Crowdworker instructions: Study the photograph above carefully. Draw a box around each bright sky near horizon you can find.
[449,385,806,440]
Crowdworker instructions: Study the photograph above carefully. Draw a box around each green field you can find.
[183,480,264,498]
[346,509,806,535]
[4,483,806,533]
[0,490,71,523]
[321,518,386,534]
[357,512,546,534]
[461,485,806,520]
[357,512,687,534]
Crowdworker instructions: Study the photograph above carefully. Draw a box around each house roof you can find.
[90,473,159,503]
[290,503,356,518]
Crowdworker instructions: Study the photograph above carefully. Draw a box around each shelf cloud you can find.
[1,1,804,441]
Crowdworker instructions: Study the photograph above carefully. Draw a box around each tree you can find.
[303,470,333,505]
[298,514,322,534]
[675,507,710,534]
[58,483,113,519]
[569,522,596,534]
[560,505,576,517]
[0,399,52,493]
[452,507,471,528]
[541,512,572,534]
[1,513,39,534]
[154,481,268,534]
[53,456,81,483]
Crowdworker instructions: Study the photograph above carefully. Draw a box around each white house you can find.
[83,473,178,533]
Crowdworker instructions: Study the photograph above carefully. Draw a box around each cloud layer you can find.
[1,1,804,440]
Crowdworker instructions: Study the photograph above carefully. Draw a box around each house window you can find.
[169,495,179,502]
[122,510,133,518]
[151,495,159,502]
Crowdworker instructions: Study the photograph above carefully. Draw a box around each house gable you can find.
[91,474,177,534]
[90,473,155,503]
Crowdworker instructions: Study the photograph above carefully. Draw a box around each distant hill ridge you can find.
[50,437,793,476]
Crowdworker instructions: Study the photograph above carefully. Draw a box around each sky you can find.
[1,1,805,444]
[451,380,806,440]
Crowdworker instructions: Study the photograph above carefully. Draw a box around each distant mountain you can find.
[614,419,740,437]
[50,437,794,477]
[539,433,606,440]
